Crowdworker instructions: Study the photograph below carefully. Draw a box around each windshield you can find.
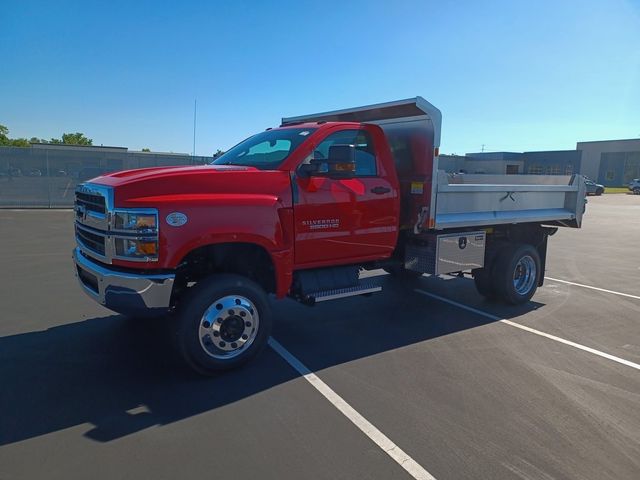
[212,128,316,169]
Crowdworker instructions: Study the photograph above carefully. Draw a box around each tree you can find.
[213,149,225,159]
[9,137,30,147]
[0,125,94,147]
[60,132,92,145]
[0,124,30,147]
[141,148,150,152]
[0,124,9,145]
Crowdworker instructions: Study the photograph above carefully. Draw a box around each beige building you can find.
[577,139,640,185]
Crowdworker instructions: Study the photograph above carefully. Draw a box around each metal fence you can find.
[0,145,213,208]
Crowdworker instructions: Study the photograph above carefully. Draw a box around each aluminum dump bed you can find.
[431,171,586,230]
[283,97,586,232]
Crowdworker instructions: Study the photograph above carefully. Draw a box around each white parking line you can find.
[414,289,640,371]
[544,277,640,301]
[268,337,437,480]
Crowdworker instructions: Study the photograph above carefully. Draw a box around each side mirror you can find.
[326,144,356,178]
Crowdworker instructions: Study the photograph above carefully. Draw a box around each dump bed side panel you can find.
[432,171,586,230]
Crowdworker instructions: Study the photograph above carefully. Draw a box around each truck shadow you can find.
[0,274,543,446]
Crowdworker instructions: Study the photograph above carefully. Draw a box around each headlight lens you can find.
[115,238,158,259]
[114,211,157,232]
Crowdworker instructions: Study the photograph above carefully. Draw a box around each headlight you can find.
[112,209,159,261]
[115,238,158,259]
[113,211,157,232]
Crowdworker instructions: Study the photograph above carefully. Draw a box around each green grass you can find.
[604,187,630,194]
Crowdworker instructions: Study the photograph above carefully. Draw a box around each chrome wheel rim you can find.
[198,295,259,359]
[513,255,536,296]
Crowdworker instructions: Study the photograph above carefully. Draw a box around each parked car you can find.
[628,178,640,195]
[585,179,604,196]
[28,169,42,177]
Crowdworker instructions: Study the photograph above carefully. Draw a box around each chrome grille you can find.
[75,191,106,214]
[74,183,159,264]
[76,224,106,256]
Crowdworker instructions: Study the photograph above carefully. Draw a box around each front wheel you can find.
[492,244,541,305]
[595,188,604,196]
[176,274,272,375]
[633,187,640,195]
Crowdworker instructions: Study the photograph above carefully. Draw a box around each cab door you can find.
[293,127,398,267]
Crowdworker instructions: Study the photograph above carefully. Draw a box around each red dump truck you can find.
[73,97,586,374]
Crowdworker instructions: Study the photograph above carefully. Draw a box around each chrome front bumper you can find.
[73,247,175,317]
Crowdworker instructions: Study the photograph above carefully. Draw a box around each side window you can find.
[314,129,377,176]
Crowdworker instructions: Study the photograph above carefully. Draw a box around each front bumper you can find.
[73,247,175,317]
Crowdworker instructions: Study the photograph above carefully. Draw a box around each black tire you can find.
[473,267,497,300]
[176,274,272,375]
[595,188,604,196]
[492,243,541,305]
[634,187,640,195]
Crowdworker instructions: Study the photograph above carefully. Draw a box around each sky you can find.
[1,0,639,156]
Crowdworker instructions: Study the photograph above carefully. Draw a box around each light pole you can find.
[192,98,197,159]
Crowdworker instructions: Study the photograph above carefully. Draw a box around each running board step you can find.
[308,281,382,303]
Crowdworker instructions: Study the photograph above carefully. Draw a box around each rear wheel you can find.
[492,244,541,305]
[633,187,640,195]
[473,266,497,300]
[176,274,272,375]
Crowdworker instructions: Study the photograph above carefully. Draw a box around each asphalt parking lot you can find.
[1,194,639,480]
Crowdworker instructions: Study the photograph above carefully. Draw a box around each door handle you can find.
[370,186,391,195]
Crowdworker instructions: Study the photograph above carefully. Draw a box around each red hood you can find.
[94,164,256,187]
[89,165,291,208]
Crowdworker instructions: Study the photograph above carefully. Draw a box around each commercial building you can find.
[0,143,213,208]
[440,138,640,186]
[440,150,580,177]
[577,139,640,186]
[0,143,212,179]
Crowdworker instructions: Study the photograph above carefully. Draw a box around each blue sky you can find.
[1,0,639,155]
